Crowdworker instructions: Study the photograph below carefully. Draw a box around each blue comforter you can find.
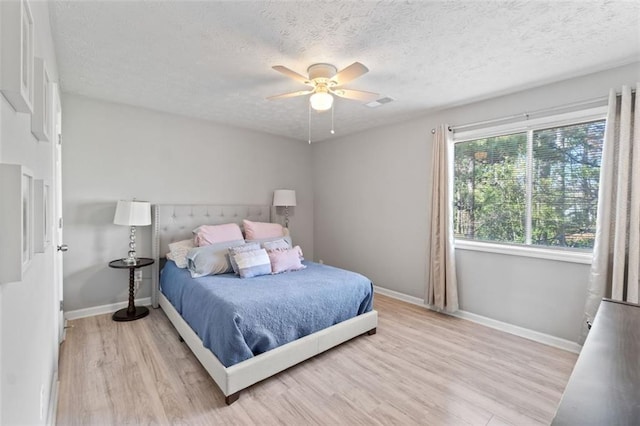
[160,260,374,367]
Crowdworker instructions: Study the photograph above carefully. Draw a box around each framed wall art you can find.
[0,164,34,283]
[21,169,34,270]
[31,58,52,142]
[0,0,34,113]
[34,179,51,252]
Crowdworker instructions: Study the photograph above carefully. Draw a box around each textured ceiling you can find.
[50,1,640,142]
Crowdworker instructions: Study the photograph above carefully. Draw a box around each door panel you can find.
[52,83,65,344]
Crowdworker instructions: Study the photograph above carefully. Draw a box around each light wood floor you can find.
[57,295,577,425]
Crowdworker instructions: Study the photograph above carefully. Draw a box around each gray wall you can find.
[312,62,639,343]
[456,250,589,340]
[0,2,61,424]
[62,94,313,311]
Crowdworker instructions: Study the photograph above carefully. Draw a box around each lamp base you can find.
[284,206,289,228]
[112,306,149,322]
[123,226,138,265]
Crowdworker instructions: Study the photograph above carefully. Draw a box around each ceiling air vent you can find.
[365,96,395,108]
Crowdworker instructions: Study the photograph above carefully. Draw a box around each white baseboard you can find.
[373,285,426,306]
[448,310,582,354]
[64,297,152,320]
[373,285,582,354]
[46,372,59,426]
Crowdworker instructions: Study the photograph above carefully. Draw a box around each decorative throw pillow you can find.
[292,245,304,260]
[248,228,293,247]
[166,239,195,268]
[263,240,304,261]
[243,220,284,240]
[228,242,261,275]
[193,223,243,247]
[261,238,292,252]
[233,249,272,278]
[186,239,244,278]
[268,247,306,274]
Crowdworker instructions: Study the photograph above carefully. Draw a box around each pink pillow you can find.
[243,220,284,240]
[193,223,243,247]
[268,247,306,274]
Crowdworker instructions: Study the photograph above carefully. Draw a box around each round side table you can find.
[108,257,154,321]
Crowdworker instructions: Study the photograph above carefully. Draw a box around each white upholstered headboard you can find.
[151,204,271,307]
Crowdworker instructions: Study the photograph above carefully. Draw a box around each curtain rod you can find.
[429,93,623,134]
[451,96,609,133]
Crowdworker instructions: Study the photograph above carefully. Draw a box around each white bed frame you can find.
[151,204,378,404]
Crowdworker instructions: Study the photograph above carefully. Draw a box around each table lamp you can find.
[273,189,296,228]
[113,199,151,264]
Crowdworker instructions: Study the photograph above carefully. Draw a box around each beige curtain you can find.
[426,124,459,312]
[581,84,639,341]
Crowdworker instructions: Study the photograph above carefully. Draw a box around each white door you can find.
[52,83,66,344]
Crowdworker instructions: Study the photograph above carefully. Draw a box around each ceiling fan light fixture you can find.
[309,91,333,111]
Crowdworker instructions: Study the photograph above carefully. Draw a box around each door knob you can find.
[57,244,69,252]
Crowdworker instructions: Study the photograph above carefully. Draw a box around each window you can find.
[453,118,606,250]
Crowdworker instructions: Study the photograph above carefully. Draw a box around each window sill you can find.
[454,240,593,264]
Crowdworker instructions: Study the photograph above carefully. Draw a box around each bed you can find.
[150,204,378,404]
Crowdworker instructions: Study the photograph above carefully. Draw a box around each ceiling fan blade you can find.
[331,62,369,85]
[267,90,314,100]
[272,65,312,86]
[331,88,379,102]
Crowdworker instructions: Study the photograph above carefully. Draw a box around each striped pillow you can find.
[233,249,271,278]
[228,242,261,275]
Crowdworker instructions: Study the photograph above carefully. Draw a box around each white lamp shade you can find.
[113,200,151,226]
[273,190,297,207]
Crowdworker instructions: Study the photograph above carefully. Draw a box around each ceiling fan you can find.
[267,62,379,111]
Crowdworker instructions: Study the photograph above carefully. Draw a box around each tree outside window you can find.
[453,120,605,250]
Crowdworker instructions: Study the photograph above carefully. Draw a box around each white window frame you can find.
[451,106,607,264]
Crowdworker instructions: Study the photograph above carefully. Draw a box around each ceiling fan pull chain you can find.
[331,103,335,135]
[308,101,312,144]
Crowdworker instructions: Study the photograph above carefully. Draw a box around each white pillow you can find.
[166,239,195,268]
